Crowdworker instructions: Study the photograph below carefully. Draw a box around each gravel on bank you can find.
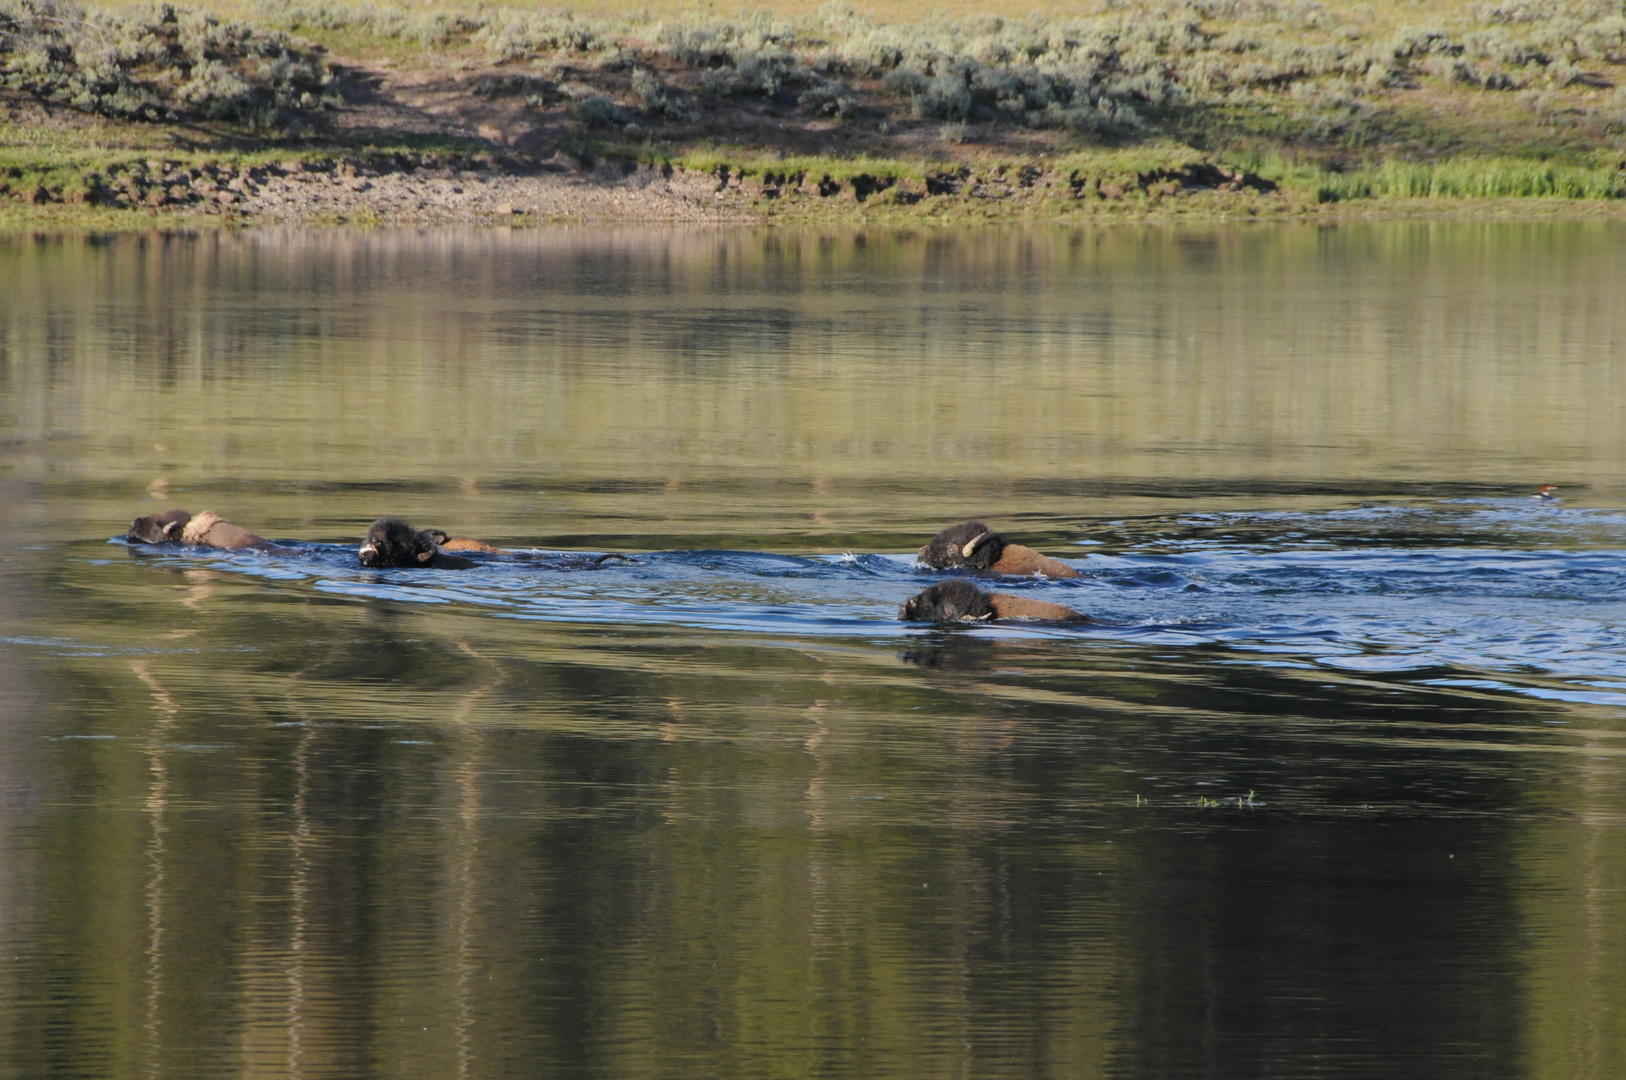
[231,156,752,224]
[19,145,1294,225]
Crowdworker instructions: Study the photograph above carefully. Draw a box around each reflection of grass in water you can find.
[6,225,1626,503]
[1194,789,1257,808]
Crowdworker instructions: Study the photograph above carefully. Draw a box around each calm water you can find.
[2,223,1625,1079]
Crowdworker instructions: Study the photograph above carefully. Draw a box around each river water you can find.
[1,223,1624,1079]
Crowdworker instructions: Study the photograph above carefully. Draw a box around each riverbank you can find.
[2,0,1624,226]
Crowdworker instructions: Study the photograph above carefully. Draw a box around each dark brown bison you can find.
[127,509,274,551]
[358,517,634,570]
[358,517,479,569]
[917,521,1081,578]
[899,579,1087,624]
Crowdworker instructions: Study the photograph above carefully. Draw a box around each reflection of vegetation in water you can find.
[3,225,1626,1076]
[3,224,1625,542]
[1519,737,1626,1078]
[6,558,1623,1077]
[1,578,1133,1075]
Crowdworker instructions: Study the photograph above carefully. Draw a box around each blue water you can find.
[6,224,1626,1080]
[97,498,1626,709]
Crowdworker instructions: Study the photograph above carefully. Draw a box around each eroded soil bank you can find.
[12,122,1287,225]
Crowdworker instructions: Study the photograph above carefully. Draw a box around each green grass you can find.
[1216,146,1626,202]
[1311,157,1626,201]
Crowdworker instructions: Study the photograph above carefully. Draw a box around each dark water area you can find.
[1,224,1624,1079]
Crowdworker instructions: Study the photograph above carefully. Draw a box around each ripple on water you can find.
[91,502,1626,713]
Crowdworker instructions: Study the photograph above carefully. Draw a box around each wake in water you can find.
[107,498,1626,708]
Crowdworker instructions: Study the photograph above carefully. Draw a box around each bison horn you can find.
[960,532,991,558]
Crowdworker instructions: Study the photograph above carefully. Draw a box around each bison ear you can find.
[416,548,435,563]
[960,531,994,559]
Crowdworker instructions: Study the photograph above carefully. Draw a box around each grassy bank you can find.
[1,0,1624,224]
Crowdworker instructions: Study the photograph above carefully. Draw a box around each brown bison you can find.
[128,509,274,551]
[358,517,634,570]
[899,579,1088,624]
[358,517,481,569]
[917,521,1081,578]
[422,529,509,554]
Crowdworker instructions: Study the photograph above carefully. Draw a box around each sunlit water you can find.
[1,224,1624,1080]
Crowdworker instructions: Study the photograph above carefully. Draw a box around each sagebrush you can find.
[252,0,1626,136]
[0,0,337,125]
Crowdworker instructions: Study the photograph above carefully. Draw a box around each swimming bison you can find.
[899,579,1087,623]
[127,509,274,551]
[357,517,483,569]
[357,517,635,570]
[917,521,1080,578]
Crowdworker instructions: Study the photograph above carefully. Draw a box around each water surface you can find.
[1,224,1624,1080]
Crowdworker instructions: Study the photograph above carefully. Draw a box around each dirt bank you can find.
[18,130,1290,225]
[125,154,751,224]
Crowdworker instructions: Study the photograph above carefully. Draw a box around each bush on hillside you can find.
[0,0,337,125]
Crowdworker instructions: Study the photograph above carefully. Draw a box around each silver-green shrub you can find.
[630,66,695,121]
[0,0,336,124]
[17,0,1624,148]
[797,82,856,118]
[912,73,970,120]
[572,92,626,127]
